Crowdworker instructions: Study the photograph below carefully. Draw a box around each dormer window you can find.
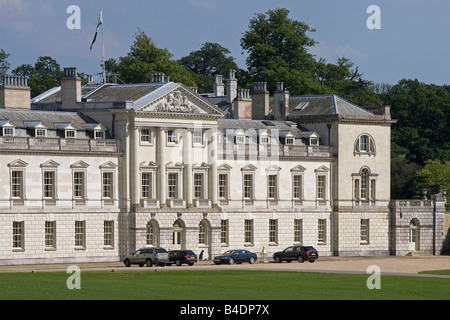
[3,127,14,136]
[310,138,319,146]
[36,129,47,137]
[285,137,295,145]
[95,130,105,139]
[66,130,76,139]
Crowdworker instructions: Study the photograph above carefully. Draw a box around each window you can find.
[317,175,325,200]
[269,219,278,243]
[45,221,56,249]
[66,130,76,139]
[310,138,319,146]
[194,173,204,199]
[293,175,303,200]
[3,127,14,136]
[318,219,326,243]
[73,172,85,199]
[199,220,208,245]
[260,136,269,145]
[355,134,375,154]
[285,137,294,145]
[221,220,229,245]
[104,220,114,247]
[147,221,157,246]
[75,221,86,248]
[13,221,24,249]
[244,219,253,244]
[140,129,150,143]
[294,219,303,243]
[141,172,151,199]
[43,171,55,199]
[36,129,46,137]
[360,219,370,243]
[268,175,277,199]
[167,130,177,143]
[353,167,377,203]
[236,135,245,144]
[95,130,105,139]
[168,173,178,199]
[218,174,228,199]
[102,172,113,199]
[11,171,23,199]
[243,174,253,199]
[193,129,203,145]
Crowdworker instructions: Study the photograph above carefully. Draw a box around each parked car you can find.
[123,247,169,267]
[214,249,257,265]
[167,250,198,266]
[273,246,318,263]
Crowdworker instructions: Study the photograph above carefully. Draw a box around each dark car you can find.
[167,250,198,266]
[214,249,257,265]
[123,247,169,267]
[273,246,318,263]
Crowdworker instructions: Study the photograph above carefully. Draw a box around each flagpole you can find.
[101,9,106,84]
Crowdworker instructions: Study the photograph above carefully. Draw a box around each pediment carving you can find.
[152,90,202,114]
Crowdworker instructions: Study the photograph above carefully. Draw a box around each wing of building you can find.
[0,69,445,265]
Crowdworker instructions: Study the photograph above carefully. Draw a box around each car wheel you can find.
[229,257,235,265]
[309,260,315,263]
[286,260,292,263]
[176,259,182,266]
[249,257,255,264]
[214,262,221,265]
[146,259,153,267]
[274,256,281,263]
[188,263,194,266]
[124,259,131,267]
[138,264,144,267]
[297,255,304,263]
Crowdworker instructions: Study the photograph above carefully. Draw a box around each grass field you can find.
[0,270,449,300]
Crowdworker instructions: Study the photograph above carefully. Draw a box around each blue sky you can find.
[1,0,449,85]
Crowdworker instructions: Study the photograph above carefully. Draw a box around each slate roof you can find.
[0,109,100,130]
[218,119,301,138]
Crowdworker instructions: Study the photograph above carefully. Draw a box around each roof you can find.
[286,95,375,117]
[218,119,301,138]
[0,109,100,130]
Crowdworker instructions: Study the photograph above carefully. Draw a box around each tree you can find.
[0,49,11,84]
[12,56,63,97]
[115,29,196,86]
[413,160,450,198]
[240,8,325,95]
[178,42,239,93]
[381,79,450,165]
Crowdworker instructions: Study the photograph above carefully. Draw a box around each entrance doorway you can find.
[409,219,419,251]
[172,220,185,250]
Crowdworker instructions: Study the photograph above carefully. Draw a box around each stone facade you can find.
[0,67,445,265]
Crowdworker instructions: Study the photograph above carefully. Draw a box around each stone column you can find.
[209,128,218,207]
[158,127,167,207]
[184,128,193,207]
[131,125,141,207]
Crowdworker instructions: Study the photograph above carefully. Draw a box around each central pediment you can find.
[135,84,223,117]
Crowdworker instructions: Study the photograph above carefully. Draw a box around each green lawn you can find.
[0,270,448,300]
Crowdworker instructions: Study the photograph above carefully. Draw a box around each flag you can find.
[90,10,103,51]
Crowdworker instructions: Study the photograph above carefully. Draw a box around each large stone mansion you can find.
[0,68,445,265]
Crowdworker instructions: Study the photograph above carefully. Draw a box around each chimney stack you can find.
[61,67,81,110]
[226,70,237,103]
[233,89,252,120]
[251,82,269,120]
[0,75,31,110]
[213,74,224,97]
[274,82,289,120]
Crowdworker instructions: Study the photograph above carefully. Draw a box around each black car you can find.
[167,250,198,266]
[273,246,318,263]
[214,249,257,265]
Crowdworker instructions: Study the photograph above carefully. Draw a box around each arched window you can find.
[146,220,158,246]
[355,134,376,155]
[353,167,377,205]
[199,220,210,245]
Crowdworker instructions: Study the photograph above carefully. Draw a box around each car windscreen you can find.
[304,246,315,251]
[222,250,235,255]
[185,251,195,255]
[157,248,168,253]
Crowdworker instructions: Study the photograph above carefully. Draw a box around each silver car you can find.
[123,247,169,267]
